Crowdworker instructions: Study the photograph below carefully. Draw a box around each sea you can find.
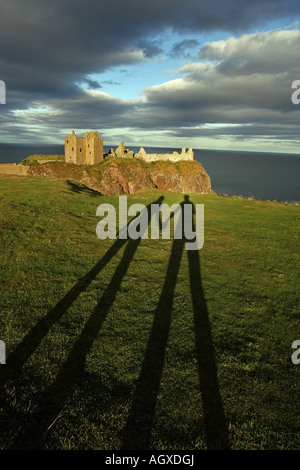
[0,143,299,203]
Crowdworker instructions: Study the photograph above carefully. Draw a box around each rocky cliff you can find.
[26,158,213,196]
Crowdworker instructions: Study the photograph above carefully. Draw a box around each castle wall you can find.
[64,135,86,164]
[65,133,192,165]
[0,164,29,176]
[65,131,103,165]
[64,135,77,164]
[85,136,103,165]
[75,137,85,165]
[135,147,194,163]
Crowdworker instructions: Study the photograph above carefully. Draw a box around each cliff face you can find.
[27,158,213,196]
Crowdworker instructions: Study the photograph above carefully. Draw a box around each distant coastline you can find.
[0,143,299,203]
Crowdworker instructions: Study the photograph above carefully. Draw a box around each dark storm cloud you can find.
[101,80,122,86]
[168,39,199,58]
[166,123,300,140]
[82,78,103,90]
[1,0,299,101]
[1,0,300,143]
[133,28,300,135]
[138,40,164,58]
[198,29,300,76]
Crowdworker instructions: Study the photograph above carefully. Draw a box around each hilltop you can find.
[0,176,299,450]
[20,155,213,196]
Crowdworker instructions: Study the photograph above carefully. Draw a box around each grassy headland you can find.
[20,154,65,165]
[19,154,213,196]
[0,175,299,450]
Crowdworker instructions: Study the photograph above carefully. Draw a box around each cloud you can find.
[82,78,103,89]
[143,29,300,119]
[1,1,300,147]
[168,39,199,58]
[198,29,300,75]
[101,80,122,86]
[138,40,164,58]
[1,0,299,101]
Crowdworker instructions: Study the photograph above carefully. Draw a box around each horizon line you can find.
[0,141,300,157]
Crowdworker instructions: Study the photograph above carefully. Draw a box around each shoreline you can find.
[0,147,299,203]
[0,171,299,206]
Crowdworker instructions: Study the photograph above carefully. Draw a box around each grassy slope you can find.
[0,175,299,450]
[20,154,65,165]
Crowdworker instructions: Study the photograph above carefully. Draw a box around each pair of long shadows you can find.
[0,194,230,450]
[121,196,230,450]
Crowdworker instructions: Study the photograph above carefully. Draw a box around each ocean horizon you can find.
[0,143,299,203]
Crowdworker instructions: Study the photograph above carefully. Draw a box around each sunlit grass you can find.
[0,176,299,450]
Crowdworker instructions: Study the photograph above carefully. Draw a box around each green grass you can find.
[0,175,299,450]
[20,154,65,165]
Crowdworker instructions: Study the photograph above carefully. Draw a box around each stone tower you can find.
[84,131,103,165]
[64,130,103,165]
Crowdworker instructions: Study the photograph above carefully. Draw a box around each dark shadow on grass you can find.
[6,196,164,449]
[66,180,102,197]
[0,237,122,390]
[185,194,230,450]
[121,201,185,450]
[0,196,163,389]
[121,195,230,450]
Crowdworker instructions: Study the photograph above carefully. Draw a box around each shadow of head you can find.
[185,194,195,205]
[66,180,102,197]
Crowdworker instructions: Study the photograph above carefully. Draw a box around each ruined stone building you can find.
[64,130,103,165]
[64,131,194,165]
[107,142,194,163]
[135,146,194,163]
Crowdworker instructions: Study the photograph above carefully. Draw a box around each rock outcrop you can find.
[27,158,213,196]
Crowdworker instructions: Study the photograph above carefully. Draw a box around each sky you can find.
[1,0,300,153]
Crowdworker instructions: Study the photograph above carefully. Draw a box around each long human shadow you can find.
[185,194,230,450]
[121,201,185,450]
[3,196,164,449]
[66,180,102,197]
[122,195,230,450]
[0,196,163,390]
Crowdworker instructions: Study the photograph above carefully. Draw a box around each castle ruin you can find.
[134,146,194,163]
[64,131,194,165]
[64,130,103,165]
[106,142,194,163]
